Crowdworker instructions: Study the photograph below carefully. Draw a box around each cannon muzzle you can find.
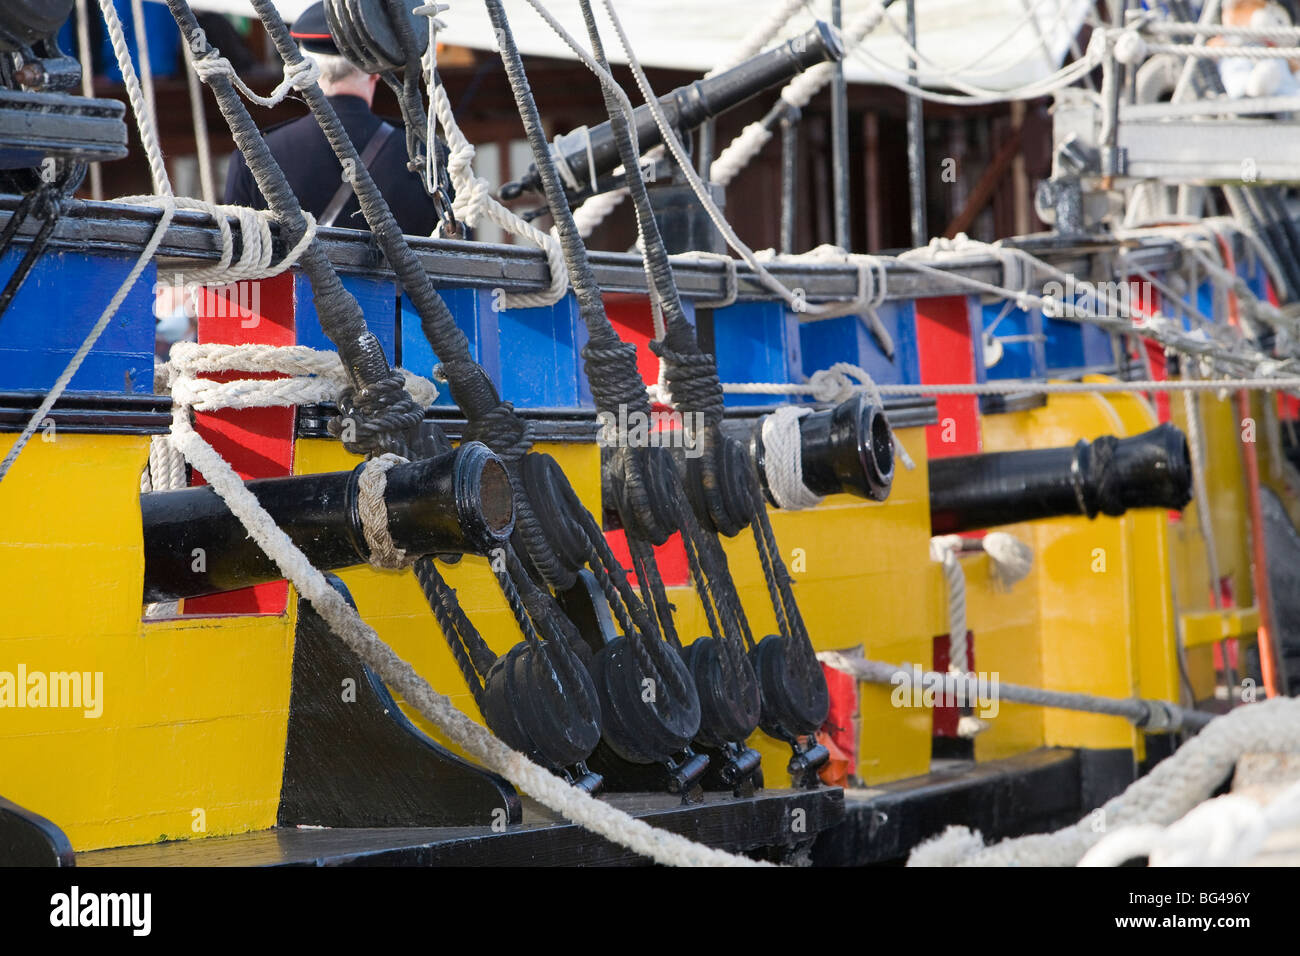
[929,422,1192,535]
[500,21,843,201]
[750,395,895,507]
[142,442,514,602]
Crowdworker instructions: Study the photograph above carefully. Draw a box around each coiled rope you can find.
[906,697,1300,866]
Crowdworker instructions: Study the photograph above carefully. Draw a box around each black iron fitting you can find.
[141,442,513,602]
[499,21,844,202]
[750,394,896,506]
[929,422,1193,535]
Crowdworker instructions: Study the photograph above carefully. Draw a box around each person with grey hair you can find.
[223,2,444,237]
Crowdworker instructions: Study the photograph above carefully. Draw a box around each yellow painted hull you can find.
[0,374,1281,852]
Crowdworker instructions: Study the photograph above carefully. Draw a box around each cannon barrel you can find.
[929,423,1192,535]
[500,21,843,201]
[141,442,514,602]
[747,395,895,506]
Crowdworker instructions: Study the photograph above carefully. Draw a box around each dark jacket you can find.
[224,94,440,237]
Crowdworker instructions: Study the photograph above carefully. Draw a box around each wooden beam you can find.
[941,124,1022,240]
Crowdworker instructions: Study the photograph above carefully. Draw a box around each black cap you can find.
[290,2,338,56]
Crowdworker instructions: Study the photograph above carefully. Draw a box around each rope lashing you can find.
[761,406,822,511]
[165,343,437,411]
[190,46,321,108]
[126,198,317,286]
[733,363,917,474]
[165,377,761,866]
[357,453,414,569]
[93,0,755,864]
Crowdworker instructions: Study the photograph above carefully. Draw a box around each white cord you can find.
[761,406,823,510]
[421,7,569,308]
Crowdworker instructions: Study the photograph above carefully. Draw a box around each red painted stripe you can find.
[185,274,297,616]
[915,295,981,458]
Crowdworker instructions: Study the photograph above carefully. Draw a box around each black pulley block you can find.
[480,639,602,771]
[589,636,701,765]
[511,452,590,590]
[325,0,428,74]
[603,444,682,546]
[681,636,762,748]
[680,430,757,537]
[752,394,895,506]
[0,1,74,51]
[749,633,830,739]
[557,571,703,765]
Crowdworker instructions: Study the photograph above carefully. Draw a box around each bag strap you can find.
[319,122,396,228]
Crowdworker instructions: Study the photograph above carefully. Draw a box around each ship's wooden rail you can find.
[0,196,1215,307]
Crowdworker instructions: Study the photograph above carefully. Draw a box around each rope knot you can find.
[330,372,426,457]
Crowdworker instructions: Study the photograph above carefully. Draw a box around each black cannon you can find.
[499,21,844,203]
[142,442,514,602]
[747,394,895,506]
[929,422,1193,535]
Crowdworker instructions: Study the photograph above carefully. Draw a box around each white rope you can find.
[357,453,413,569]
[74,0,104,201]
[670,251,739,310]
[906,697,1300,866]
[142,433,187,492]
[165,342,438,411]
[982,531,1034,588]
[820,654,1214,733]
[1145,19,1300,41]
[1079,777,1300,867]
[710,1,892,187]
[167,392,764,866]
[98,0,170,196]
[128,0,158,155]
[707,0,808,77]
[761,406,822,510]
[929,535,967,672]
[420,7,568,308]
[724,371,1300,398]
[709,121,776,189]
[846,24,1105,107]
[64,4,759,869]
[165,343,760,867]
[102,0,317,287]
[190,47,321,109]
[1132,37,1300,61]
[182,41,217,205]
[877,0,1084,83]
[572,186,629,238]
